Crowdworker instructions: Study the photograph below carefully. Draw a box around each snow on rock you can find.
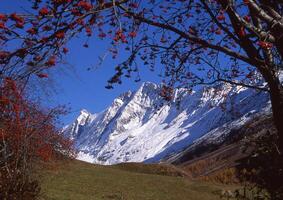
[63,82,270,165]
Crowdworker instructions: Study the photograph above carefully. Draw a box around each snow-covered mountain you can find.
[63,82,270,165]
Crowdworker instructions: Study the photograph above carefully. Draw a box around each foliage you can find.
[0,0,282,139]
[201,168,239,185]
[0,78,75,199]
[236,130,283,200]
[1,0,281,87]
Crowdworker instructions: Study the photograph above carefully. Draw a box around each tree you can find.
[0,1,282,147]
[0,77,75,199]
[238,131,283,199]
[111,0,283,151]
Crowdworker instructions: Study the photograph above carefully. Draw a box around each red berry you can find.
[78,1,92,11]
[238,26,246,37]
[46,56,56,66]
[0,14,7,22]
[98,32,106,38]
[215,28,222,35]
[15,22,24,29]
[55,31,65,39]
[85,27,92,36]
[243,15,251,22]
[37,73,49,78]
[129,31,137,38]
[10,13,24,23]
[217,14,225,21]
[129,3,138,8]
[39,7,49,16]
[63,47,69,54]
[258,41,273,49]
[243,0,250,4]
[27,28,37,35]
[0,22,5,29]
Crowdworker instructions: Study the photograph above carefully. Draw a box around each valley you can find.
[40,160,238,200]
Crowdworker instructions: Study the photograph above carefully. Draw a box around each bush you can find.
[0,78,75,199]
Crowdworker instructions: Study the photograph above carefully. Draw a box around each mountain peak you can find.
[141,81,157,87]
[80,109,91,115]
[75,109,92,127]
[141,81,158,89]
[63,82,270,164]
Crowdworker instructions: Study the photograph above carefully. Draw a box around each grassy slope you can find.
[40,160,235,200]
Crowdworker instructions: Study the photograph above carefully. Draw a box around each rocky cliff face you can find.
[63,82,270,164]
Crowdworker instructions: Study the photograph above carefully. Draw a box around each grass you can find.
[111,162,188,177]
[39,159,237,200]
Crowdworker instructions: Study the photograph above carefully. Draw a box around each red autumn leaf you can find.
[76,18,85,25]
[243,15,251,22]
[258,41,273,49]
[129,3,139,8]
[243,0,250,4]
[55,31,65,39]
[85,26,92,36]
[27,28,37,35]
[53,0,72,4]
[0,22,6,29]
[113,36,119,42]
[16,48,27,58]
[39,7,49,16]
[78,1,93,11]
[98,32,106,38]
[10,13,24,23]
[0,13,7,22]
[46,56,56,66]
[129,31,137,38]
[239,26,246,37]
[10,13,25,29]
[63,47,69,54]
[37,73,49,78]
[217,14,225,21]
[0,51,10,60]
[114,30,127,43]
[71,8,81,16]
[33,55,42,62]
[15,22,24,29]
[43,25,52,31]
[215,28,222,35]
[40,37,48,43]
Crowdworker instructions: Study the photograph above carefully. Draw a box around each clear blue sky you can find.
[0,0,162,124]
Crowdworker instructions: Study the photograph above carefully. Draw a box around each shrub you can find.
[0,78,75,199]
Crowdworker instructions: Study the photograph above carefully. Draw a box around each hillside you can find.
[165,114,276,184]
[39,160,237,200]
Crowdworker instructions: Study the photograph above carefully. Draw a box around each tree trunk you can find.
[267,74,283,153]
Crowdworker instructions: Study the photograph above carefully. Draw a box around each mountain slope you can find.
[166,114,275,183]
[63,82,269,164]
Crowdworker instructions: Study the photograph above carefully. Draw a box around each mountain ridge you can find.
[63,82,270,164]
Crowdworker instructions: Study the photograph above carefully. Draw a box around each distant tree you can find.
[0,78,75,199]
[0,0,282,150]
